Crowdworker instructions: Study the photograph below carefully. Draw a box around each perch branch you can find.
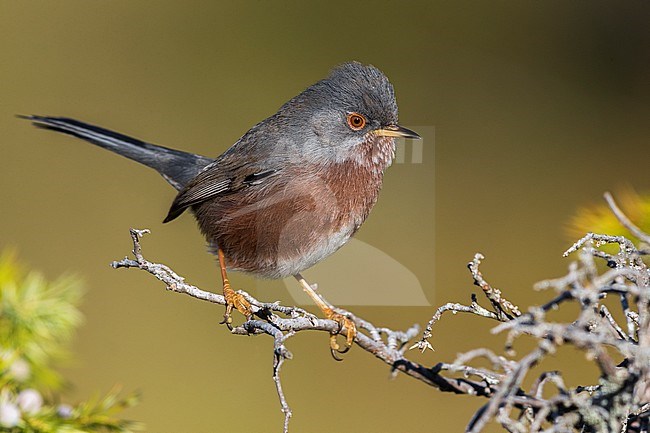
[109,191,650,432]
[111,229,496,432]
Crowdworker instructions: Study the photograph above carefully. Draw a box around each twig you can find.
[412,255,522,353]
[469,253,521,320]
[604,192,650,246]
[600,304,634,342]
[410,299,499,352]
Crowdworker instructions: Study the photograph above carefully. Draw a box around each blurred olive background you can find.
[2,1,650,432]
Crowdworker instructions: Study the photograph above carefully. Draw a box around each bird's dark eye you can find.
[346,113,366,131]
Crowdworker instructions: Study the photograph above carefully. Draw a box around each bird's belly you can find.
[194,187,363,279]
[194,161,382,279]
[215,213,356,279]
[270,221,356,278]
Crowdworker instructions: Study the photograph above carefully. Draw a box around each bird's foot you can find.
[220,284,252,330]
[325,308,357,361]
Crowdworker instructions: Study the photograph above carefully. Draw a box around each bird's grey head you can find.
[309,61,399,129]
[275,62,419,166]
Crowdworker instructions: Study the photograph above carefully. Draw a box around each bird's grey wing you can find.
[163,162,278,223]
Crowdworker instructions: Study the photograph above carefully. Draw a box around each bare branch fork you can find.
[110,191,650,432]
[413,192,650,432]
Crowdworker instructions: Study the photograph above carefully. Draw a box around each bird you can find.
[22,61,421,358]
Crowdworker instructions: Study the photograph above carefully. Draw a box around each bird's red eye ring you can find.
[346,113,366,131]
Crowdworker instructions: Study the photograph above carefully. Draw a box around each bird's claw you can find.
[220,285,252,330]
[326,310,356,361]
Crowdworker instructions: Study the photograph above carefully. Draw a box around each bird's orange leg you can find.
[294,273,356,360]
[217,248,252,329]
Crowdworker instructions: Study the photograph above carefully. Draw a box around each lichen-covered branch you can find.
[412,192,650,432]
[110,192,650,432]
[111,229,490,432]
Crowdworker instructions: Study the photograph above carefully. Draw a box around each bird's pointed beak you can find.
[374,125,421,140]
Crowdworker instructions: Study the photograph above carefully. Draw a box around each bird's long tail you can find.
[21,115,214,191]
